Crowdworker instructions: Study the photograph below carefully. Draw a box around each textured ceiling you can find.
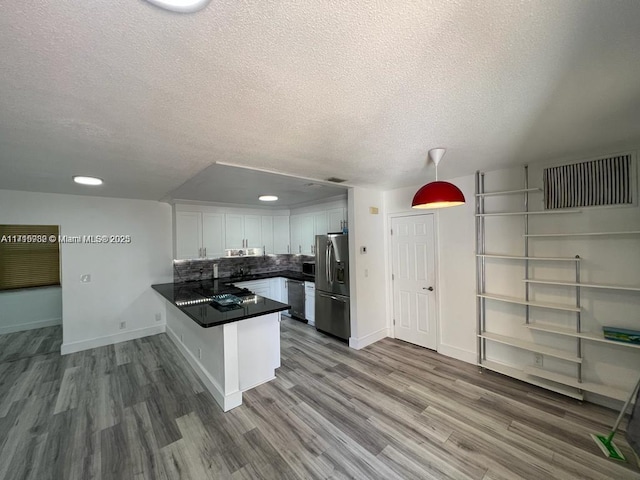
[1,1,639,201]
[169,163,347,207]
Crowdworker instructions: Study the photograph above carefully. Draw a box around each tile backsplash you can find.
[173,254,314,283]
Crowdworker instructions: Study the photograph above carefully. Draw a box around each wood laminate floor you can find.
[0,320,638,480]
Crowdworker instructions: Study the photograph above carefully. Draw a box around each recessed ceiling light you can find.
[259,195,278,202]
[73,175,103,186]
[144,0,211,13]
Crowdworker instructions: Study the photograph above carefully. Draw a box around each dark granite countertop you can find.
[152,278,291,328]
[223,269,314,283]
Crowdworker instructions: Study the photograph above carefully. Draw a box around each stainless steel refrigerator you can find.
[315,233,350,340]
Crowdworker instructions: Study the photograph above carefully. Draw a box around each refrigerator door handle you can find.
[328,242,334,284]
[318,292,346,302]
[325,242,330,284]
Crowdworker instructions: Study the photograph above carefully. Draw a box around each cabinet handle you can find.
[199,248,202,257]
[287,245,290,253]
[204,247,207,257]
[299,245,301,253]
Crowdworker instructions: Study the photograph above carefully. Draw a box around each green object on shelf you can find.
[602,326,640,345]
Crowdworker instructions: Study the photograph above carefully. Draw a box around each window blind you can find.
[0,225,60,290]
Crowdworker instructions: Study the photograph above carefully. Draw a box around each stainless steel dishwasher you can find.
[286,279,306,322]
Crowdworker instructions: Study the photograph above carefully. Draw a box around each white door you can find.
[391,214,437,350]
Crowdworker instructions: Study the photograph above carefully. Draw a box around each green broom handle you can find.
[607,376,640,443]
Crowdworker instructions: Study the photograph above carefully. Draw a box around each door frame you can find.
[387,212,440,350]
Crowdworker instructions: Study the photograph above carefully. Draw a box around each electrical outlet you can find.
[155,313,162,322]
[534,353,543,367]
[119,321,126,330]
[198,348,202,359]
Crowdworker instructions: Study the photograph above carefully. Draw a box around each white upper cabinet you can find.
[201,213,225,259]
[313,211,328,236]
[291,214,315,254]
[225,214,244,249]
[243,215,262,248]
[174,199,346,259]
[272,215,290,254]
[225,214,262,249]
[261,216,274,254]
[290,215,302,255]
[176,211,202,260]
[301,215,315,255]
[327,208,346,233]
[175,211,224,259]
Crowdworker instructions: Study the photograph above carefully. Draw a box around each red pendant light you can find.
[412,148,465,209]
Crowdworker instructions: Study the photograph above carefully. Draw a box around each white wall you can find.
[482,162,640,406]
[289,196,348,216]
[348,187,389,349]
[384,175,477,364]
[0,286,62,334]
[385,158,640,407]
[0,189,173,353]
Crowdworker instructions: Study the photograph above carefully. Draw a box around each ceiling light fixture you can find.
[143,0,211,13]
[73,175,103,186]
[411,148,465,209]
[259,195,278,202]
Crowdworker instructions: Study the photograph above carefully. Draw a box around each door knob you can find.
[423,286,434,291]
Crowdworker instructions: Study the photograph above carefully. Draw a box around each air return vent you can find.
[326,177,347,183]
[544,154,634,209]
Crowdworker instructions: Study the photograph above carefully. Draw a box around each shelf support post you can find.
[576,255,583,385]
[524,165,530,325]
[480,173,487,361]
[475,170,483,366]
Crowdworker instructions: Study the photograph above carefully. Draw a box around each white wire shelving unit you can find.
[475,166,640,402]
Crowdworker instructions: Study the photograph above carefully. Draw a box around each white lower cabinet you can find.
[268,278,282,302]
[270,277,289,303]
[235,279,271,298]
[304,281,315,325]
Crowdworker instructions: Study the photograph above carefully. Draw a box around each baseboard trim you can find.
[0,317,62,335]
[61,324,166,355]
[437,343,476,364]
[349,327,389,350]
[166,325,242,412]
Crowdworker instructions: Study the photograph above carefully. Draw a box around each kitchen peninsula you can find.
[152,279,290,411]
